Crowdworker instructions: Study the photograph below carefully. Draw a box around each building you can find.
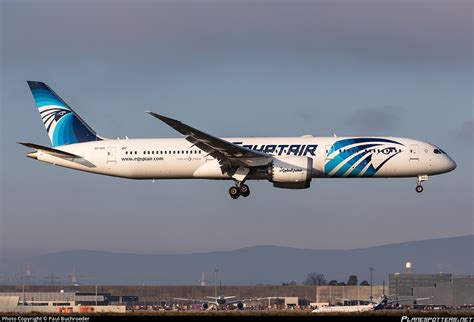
[0,291,137,306]
[0,291,128,313]
[0,284,387,307]
[315,285,385,305]
[389,273,474,307]
[0,285,316,305]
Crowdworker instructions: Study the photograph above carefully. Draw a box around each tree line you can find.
[282,273,370,286]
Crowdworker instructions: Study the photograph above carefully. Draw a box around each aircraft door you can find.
[107,147,116,163]
[409,144,419,161]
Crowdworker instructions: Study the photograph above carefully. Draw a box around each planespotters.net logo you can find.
[402,317,474,322]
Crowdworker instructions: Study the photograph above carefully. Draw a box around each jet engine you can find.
[202,302,209,310]
[267,156,313,189]
[236,302,244,310]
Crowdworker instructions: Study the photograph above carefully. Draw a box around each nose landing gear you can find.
[228,182,250,199]
[416,175,428,193]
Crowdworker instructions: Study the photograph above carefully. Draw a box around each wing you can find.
[173,298,211,304]
[385,297,431,304]
[146,112,270,174]
[227,298,255,305]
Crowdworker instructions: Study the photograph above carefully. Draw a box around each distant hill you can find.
[2,235,472,285]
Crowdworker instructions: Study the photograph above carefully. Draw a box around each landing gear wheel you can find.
[229,186,240,199]
[239,184,250,197]
[415,175,428,194]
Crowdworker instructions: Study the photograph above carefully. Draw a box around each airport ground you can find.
[1,284,473,317]
[0,284,379,305]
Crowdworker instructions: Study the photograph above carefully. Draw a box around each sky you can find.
[0,0,473,261]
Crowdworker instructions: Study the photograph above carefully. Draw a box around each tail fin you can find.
[27,81,101,147]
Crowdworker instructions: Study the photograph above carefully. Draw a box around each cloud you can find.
[346,106,402,134]
[2,0,472,69]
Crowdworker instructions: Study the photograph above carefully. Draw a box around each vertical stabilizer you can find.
[27,81,101,146]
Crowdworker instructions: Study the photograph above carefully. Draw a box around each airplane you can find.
[20,81,457,199]
[174,294,252,310]
[312,295,430,313]
[312,300,378,313]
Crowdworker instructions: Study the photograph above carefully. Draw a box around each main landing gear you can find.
[416,175,428,193]
[228,182,250,199]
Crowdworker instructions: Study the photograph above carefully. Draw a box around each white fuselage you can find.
[312,304,375,313]
[31,136,456,181]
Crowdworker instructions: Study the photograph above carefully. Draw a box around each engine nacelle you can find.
[236,302,244,310]
[202,302,209,310]
[268,156,313,189]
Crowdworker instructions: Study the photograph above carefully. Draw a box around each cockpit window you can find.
[434,149,442,154]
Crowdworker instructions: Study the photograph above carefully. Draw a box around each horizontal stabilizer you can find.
[18,142,80,158]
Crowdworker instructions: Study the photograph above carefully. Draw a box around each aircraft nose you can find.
[445,156,457,172]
